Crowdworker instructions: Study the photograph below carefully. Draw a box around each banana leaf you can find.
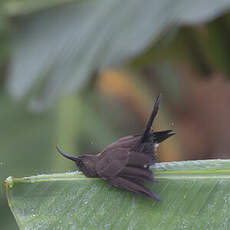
[4,159,230,229]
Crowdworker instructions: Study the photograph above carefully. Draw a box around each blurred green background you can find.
[2,0,230,229]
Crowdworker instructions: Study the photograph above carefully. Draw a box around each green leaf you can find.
[0,92,56,230]
[5,0,230,109]
[4,160,230,229]
[4,0,76,16]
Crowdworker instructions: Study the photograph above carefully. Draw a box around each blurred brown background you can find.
[1,1,230,229]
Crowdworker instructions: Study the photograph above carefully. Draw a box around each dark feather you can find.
[118,166,154,182]
[57,95,174,201]
[96,148,129,178]
[152,130,175,143]
[127,151,153,167]
[141,94,161,142]
[106,176,160,201]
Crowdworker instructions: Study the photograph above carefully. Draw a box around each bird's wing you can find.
[96,148,129,178]
[96,147,158,200]
[96,148,155,181]
[106,176,160,200]
[127,150,154,167]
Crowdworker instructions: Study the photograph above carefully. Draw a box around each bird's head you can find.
[56,147,98,178]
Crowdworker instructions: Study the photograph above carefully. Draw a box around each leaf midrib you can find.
[4,168,230,188]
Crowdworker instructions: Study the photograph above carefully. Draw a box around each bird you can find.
[56,95,174,201]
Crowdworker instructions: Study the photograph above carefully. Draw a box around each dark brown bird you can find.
[56,95,174,200]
